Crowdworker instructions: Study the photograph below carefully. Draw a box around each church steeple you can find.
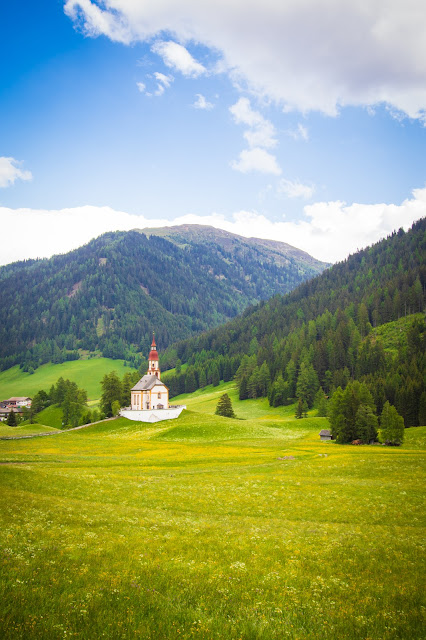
[147,333,160,378]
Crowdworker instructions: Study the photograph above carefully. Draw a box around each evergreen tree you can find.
[379,401,405,445]
[215,393,236,418]
[354,404,378,443]
[100,371,123,417]
[111,400,121,416]
[121,370,140,406]
[295,398,303,419]
[258,361,271,397]
[198,368,207,388]
[32,389,50,414]
[211,363,220,387]
[239,375,249,400]
[316,388,328,417]
[185,367,197,393]
[248,366,261,398]
[7,410,17,426]
[223,357,232,382]
[268,373,287,407]
[296,361,319,408]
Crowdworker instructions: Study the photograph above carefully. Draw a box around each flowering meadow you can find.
[0,401,425,639]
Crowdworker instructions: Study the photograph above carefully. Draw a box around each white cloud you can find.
[136,81,146,93]
[229,98,280,174]
[0,157,32,188]
[152,40,206,77]
[278,179,314,199]
[65,0,426,119]
[231,148,282,175]
[287,123,309,141]
[1,189,424,266]
[230,98,277,149]
[193,94,214,110]
[153,72,173,96]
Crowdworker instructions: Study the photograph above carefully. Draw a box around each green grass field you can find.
[0,358,133,402]
[0,385,424,640]
[0,423,59,437]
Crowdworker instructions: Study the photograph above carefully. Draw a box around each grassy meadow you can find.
[0,383,425,639]
[0,358,133,403]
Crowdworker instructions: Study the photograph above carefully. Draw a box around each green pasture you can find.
[0,423,59,437]
[0,358,133,402]
[0,401,424,640]
[173,380,298,420]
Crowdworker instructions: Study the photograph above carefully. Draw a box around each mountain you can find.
[0,226,327,371]
[139,224,322,273]
[162,219,426,427]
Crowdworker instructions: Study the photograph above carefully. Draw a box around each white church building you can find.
[120,335,185,423]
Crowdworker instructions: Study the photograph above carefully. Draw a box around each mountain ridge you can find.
[0,225,328,372]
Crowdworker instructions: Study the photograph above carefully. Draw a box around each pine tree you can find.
[379,401,405,445]
[296,361,319,408]
[100,371,123,417]
[215,393,236,418]
[185,368,197,393]
[7,410,17,426]
[239,375,249,400]
[295,398,303,419]
[354,404,378,443]
[198,368,207,388]
[211,364,220,387]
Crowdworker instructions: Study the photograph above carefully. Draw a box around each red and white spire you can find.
[147,333,160,378]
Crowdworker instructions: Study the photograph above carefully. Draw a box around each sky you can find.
[0,0,425,265]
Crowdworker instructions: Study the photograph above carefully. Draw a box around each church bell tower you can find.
[147,334,160,378]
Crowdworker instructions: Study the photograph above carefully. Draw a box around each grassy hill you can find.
[0,423,59,437]
[0,408,424,639]
[0,357,132,402]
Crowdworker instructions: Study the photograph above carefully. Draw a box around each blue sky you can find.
[1,0,425,265]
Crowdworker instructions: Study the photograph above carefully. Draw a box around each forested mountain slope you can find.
[163,219,426,427]
[0,226,326,371]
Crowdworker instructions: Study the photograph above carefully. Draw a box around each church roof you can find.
[131,375,168,391]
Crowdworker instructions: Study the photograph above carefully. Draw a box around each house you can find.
[319,429,334,441]
[6,397,32,408]
[0,407,21,421]
[120,334,185,423]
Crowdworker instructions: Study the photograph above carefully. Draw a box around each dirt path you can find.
[0,417,117,441]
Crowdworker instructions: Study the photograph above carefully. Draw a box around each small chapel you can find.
[130,335,169,411]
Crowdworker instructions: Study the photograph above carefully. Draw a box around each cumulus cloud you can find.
[0,157,32,188]
[193,94,214,110]
[152,40,206,77]
[136,81,146,93]
[64,0,426,119]
[278,178,314,199]
[4,189,423,266]
[231,148,282,175]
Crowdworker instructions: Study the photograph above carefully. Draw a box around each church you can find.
[120,335,185,423]
[130,335,169,410]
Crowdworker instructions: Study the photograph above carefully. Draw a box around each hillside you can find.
[0,358,132,403]
[0,226,327,372]
[164,219,426,427]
